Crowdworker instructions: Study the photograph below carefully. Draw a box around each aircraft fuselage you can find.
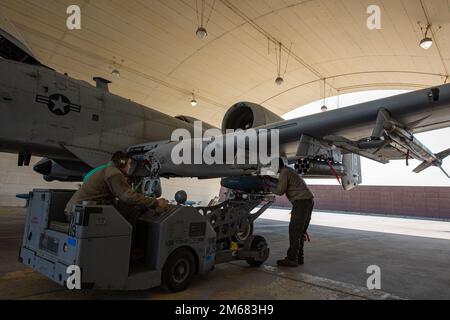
[0,58,194,168]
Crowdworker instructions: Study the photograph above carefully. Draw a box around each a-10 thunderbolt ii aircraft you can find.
[1,27,450,194]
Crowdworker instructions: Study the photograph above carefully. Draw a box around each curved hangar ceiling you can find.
[0,0,449,126]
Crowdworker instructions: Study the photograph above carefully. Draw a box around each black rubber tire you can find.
[246,258,264,267]
[246,235,269,267]
[161,248,195,293]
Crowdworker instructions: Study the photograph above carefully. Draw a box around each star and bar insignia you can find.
[36,94,81,116]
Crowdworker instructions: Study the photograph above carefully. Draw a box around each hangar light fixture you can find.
[419,23,433,50]
[196,27,208,40]
[420,37,433,50]
[272,41,292,86]
[195,0,215,40]
[275,42,283,85]
[110,59,124,78]
[111,68,120,78]
[190,93,198,107]
[275,76,284,86]
[320,79,329,112]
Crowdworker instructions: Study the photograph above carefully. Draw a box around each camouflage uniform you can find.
[65,165,158,227]
[270,167,314,262]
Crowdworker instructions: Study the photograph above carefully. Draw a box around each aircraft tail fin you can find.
[413,147,450,178]
[435,147,450,160]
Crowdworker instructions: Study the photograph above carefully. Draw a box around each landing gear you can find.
[18,153,31,166]
[161,248,195,293]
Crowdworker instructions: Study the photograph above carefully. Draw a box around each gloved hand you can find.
[155,203,176,215]
[262,176,278,190]
[157,198,169,209]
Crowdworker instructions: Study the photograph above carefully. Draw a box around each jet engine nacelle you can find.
[33,158,91,182]
[175,115,216,131]
[221,102,283,133]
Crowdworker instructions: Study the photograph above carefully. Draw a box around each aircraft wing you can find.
[62,145,112,168]
[128,84,450,190]
[323,108,450,178]
[323,135,394,164]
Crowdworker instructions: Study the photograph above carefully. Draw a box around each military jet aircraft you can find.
[1,27,450,192]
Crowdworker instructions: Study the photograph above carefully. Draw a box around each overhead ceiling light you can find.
[111,68,120,78]
[110,58,124,78]
[320,79,330,112]
[275,76,284,86]
[195,0,216,40]
[274,42,290,86]
[190,92,198,107]
[418,23,433,50]
[196,27,208,40]
[420,37,433,50]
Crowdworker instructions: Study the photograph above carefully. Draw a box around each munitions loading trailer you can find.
[19,189,274,291]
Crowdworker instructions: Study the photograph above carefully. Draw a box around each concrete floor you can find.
[1,207,450,300]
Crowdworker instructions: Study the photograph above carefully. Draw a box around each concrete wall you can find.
[160,178,221,205]
[0,152,79,206]
[0,152,221,207]
[307,185,450,220]
[220,185,450,220]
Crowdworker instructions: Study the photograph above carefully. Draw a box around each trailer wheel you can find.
[246,235,269,267]
[233,222,254,243]
[161,248,195,292]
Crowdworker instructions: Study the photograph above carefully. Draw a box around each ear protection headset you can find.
[111,151,130,168]
[118,157,128,168]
